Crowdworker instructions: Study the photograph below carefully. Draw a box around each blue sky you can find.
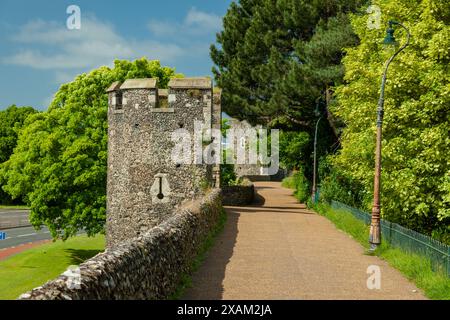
[0,0,232,110]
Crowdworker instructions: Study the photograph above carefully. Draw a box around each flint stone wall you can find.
[19,189,222,300]
[222,183,255,206]
[106,78,215,248]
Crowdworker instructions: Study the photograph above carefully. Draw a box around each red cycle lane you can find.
[0,240,50,261]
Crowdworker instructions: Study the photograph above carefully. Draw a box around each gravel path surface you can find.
[183,181,426,300]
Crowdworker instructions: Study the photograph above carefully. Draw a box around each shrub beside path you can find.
[183,181,426,300]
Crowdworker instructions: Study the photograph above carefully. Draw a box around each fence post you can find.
[448,247,450,277]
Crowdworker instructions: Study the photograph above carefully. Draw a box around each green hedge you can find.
[282,171,310,203]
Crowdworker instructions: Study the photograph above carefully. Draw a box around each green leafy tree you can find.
[220,118,241,186]
[211,0,365,129]
[221,118,231,137]
[332,0,450,239]
[318,156,366,207]
[279,131,310,170]
[211,0,366,192]
[0,105,38,204]
[1,58,179,239]
[0,106,37,163]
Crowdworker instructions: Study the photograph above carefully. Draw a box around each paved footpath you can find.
[183,181,426,300]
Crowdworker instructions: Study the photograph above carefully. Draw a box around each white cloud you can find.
[148,7,222,36]
[185,7,222,31]
[2,8,222,90]
[11,18,122,44]
[2,15,185,70]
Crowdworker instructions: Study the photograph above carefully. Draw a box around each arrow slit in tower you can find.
[157,177,164,199]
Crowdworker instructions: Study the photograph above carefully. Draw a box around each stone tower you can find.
[105,77,218,248]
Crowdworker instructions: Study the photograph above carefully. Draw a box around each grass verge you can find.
[170,208,227,299]
[314,203,450,300]
[0,234,105,300]
[281,174,310,203]
[281,176,295,189]
[0,205,29,210]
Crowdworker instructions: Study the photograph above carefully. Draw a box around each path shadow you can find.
[183,183,314,299]
[64,248,103,265]
[9,265,38,269]
[258,205,309,211]
[251,186,275,190]
[182,208,240,300]
[232,207,315,215]
[251,189,266,206]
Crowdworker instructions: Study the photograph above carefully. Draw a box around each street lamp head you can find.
[314,98,322,117]
[314,104,320,117]
[383,20,400,46]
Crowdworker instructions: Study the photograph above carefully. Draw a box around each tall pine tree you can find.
[211,0,366,130]
[211,0,366,178]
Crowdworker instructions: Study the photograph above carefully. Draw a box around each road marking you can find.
[16,233,37,237]
[4,231,50,239]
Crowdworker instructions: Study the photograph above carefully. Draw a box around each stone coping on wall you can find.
[120,78,158,90]
[105,81,122,93]
[106,77,213,93]
[18,189,222,300]
[168,77,212,89]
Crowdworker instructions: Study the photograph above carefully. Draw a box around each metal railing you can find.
[331,200,450,277]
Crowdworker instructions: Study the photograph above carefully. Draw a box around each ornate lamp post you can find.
[369,21,410,252]
[312,99,324,204]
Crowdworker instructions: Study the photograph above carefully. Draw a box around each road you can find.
[0,225,52,250]
[0,209,50,250]
[0,209,31,229]
[0,209,49,249]
[0,209,86,252]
